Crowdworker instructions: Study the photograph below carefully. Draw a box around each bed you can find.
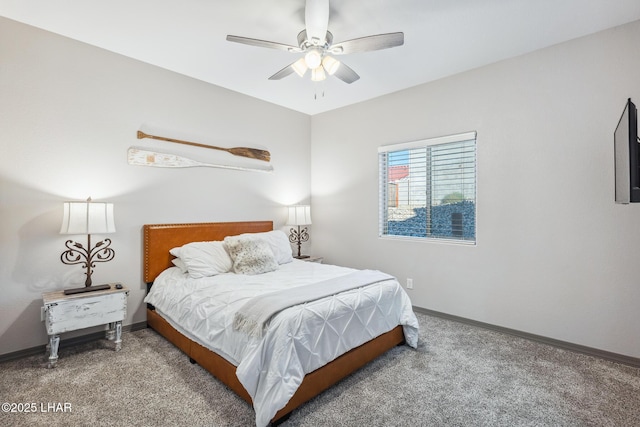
[143,221,419,426]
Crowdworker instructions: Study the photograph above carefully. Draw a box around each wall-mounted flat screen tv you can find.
[614,98,640,204]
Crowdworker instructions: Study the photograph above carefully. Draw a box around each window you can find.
[378,132,476,243]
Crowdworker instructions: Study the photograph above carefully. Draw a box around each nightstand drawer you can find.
[45,292,127,335]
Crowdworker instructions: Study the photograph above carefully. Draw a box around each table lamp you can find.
[287,205,312,259]
[60,197,116,295]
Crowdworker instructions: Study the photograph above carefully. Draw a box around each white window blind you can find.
[378,131,476,243]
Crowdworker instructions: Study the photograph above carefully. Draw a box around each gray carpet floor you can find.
[1,312,639,427]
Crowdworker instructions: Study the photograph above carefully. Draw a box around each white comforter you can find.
[144,260,419,427]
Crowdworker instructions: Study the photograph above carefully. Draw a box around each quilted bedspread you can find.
[144,260,419,427]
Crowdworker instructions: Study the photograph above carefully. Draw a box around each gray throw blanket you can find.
[233,270,394,338]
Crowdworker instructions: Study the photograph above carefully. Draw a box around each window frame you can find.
[378,131,477,245]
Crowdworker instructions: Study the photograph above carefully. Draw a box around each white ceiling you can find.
[2,0,640,115]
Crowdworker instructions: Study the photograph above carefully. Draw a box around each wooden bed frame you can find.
[143,221,405,424]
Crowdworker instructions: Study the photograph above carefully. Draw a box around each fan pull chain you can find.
[313,82,326,100]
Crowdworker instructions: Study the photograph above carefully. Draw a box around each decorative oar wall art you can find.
[127,148,273,173]
[128,130,273,173]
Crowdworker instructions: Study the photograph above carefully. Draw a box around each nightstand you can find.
[300,256,323,263]
[42,284,129,368]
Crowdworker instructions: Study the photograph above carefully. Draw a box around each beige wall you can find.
[0,17,311,355]
[3,14,640,360]
[311,20,640,357]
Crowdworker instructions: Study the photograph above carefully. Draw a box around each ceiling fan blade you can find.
[305,0,329,44]
[226,35,301,52]
[330,32,404,55]
[333,62,360,84]
[268,63,297,80]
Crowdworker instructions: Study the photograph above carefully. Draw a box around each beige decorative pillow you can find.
[239,230,293,264]
[224,235,279,275]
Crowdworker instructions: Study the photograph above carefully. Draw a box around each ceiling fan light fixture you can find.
[292,58,308,77]
[304,49,323,69]
[227,1,403,86]
[321,55,341,75]
[311,66,326,82]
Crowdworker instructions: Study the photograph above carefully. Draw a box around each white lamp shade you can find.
[304,49,322,69]
[292,57,308,77]
[311,66,326,82]
[287,205,312,226]
[322,55,341,75]
[60,201,116,235]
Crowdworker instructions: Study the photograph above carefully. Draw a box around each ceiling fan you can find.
[226,0,404,84]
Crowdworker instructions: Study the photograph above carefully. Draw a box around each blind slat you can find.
[379,133,477,243]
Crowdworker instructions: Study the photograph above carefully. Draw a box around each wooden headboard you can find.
[143,221,273,283]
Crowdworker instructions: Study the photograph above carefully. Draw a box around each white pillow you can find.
[224,235,279,275]
[240,230,293,264]
[171,257,188,274]
[169,241,233,279]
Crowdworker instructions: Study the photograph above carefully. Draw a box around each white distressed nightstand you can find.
[42,284,129,368]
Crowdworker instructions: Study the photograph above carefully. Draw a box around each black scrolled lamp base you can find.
[61,234,115,295]
[289,225,310,259]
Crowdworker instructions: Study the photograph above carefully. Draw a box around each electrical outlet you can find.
[41,306,45,321]
[406,278,413,289]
